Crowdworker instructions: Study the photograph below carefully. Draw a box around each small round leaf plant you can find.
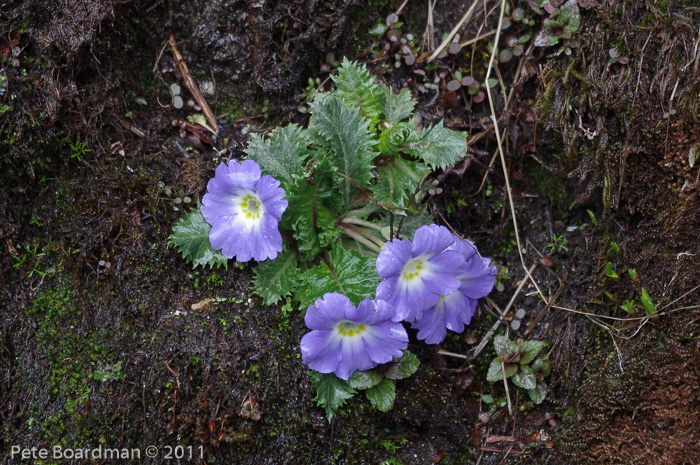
[169,59,496,421]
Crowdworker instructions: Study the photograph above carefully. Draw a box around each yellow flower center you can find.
[337,321,366,337]
[241,195,262,220]
[402,259,424,281]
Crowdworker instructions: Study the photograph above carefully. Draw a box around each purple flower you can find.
[201,160,288,262]
[412,237,497,344]
[375,224,465,322]
[300,293,409,380]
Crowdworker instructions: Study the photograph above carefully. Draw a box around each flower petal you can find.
[336,336,374,380]
[255,175,288,221]
[449,236,478,261]
[411,305,448,344]
[300,330,342,374]
[305,293,353,329]
[458,257,497,299]
[362,322,408,364]
[420,250,464,296]
[376,238,413,278]
[412,224,455,257]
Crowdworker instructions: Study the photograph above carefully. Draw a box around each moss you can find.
[22,278,122,453]
[525,158,573,218]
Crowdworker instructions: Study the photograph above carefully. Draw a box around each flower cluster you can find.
[201,160,288,262]
[301,224,496,379]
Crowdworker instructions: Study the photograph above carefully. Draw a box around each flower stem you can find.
[339,217,385,233]
[341,226,383,254]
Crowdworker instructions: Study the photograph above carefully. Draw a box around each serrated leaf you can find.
[348,370,383,390]
[310,371,356,422]
[364,378,396,412]
[168,206,228,269]
[298,244,381,309]
[527,382,548,404]
[512,365,537,390]
[384,350,420,380]
[487,358,518,381]
[402,122,466,171]
[377,122,412,156]
[252,250,301,305]
[518,340,545,365]
[280,157,344,261]
[371,158,430,209]
[380,86,415,125]
[331,58,383,127]
[310,95,377,205]
[245,124,311,185]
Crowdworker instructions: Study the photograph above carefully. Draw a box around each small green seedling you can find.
[70,140,91,161]
[546,234,568,253]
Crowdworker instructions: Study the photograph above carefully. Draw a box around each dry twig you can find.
[169,34,219,134]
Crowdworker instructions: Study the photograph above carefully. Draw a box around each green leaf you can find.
[377,122,412,156]
[605,262,618,279]
[512,365,537,390]
[168,206,228,269]
[380,86,415,125]
[348,370,383,390]
[527,382,548,404]
[281,157,344,261]
[384,350,420,380]
[487,358,518,381]
[371,158,430,209]
[331,58,383,127]
[518,340,545,365]
[252,250,301,305]
[402,122,466,171]
[364,378,396,412]
[245,124,311,185]
[310,95,377,205]
[640,288,657,317]
[309,371,356,422]
[494,334,518,356]
[530,358,552,377]
[298,244,381,309]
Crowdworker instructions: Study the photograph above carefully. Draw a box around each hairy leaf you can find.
[252,250,301,305]
[280,157,344,261]
[381,86,415,125]
[299,244,381,310]
[384,350,420,380]
[331,58,383,127]
[377,122,412,156]
[245,124,311,185]
[402,122,466,171]
[364,378,396,412]
[310,371,356,422]
[168,206,228,269]
[310,95,377,205]
[371,158,429,209]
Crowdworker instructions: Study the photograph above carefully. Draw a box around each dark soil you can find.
[1,1,699,464]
